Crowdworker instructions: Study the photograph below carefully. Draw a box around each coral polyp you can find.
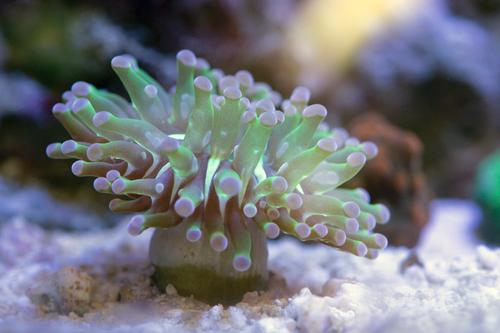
[47,50,390,304]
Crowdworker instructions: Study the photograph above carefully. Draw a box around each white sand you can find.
[0,199,499,333]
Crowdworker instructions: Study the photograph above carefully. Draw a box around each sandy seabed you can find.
[0,199,499,333]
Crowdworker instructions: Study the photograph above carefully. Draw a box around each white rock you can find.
[477,245,498,270]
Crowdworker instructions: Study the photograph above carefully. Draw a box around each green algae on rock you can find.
[47,50,390,304]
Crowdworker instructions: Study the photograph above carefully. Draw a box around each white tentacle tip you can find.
[106,170,121,181]
[264,223,280,239]
[345,218,359,234]
[159,136,180,153]
[242,110,257,124]
[236,70,254,87]
[271,177,288,193]
[71,98,90,113]
[92,111,112,127]
[356,188,371,202]
[223,86,242,100]
[46,143,58,157]
[220,177,242,196]
[71,160,84,176]
[108,199,120,211]
[128,215,144,236]
[210,233,228,252]
[62,91,76,103]
[111,178,126,194]
[345,137,360,146]
[364,214,377,230]
[313,224,328,238]
[374,234,388,249]
[362,142,378,159]
[334,230,347,246]
[303,104,327,118]
[318,122,329,133]
[295,223,311,239]
[271,91,282,105]
[196,58,209,70]
[194,76,213,92]
[212,95,226,106]
[60,140,77,154]
[211,68,224,81]
[377,205,391,224]
[343,201,360,218]
[286,193,303,210]
[71,81,91,96]
[291,86,311,103]
[87,144,103,161]
[174,198,195,218]
[186,228,202,243]
[52,103,68,114]
[259,111,278,127]
[219,76,239,91]
[355,242,368,257]
[243,203,258,218]
[177,49,197,67]
[317,137,338,152]
[111,55,135,69]
[256,99,275,113]
[93,177,110,192]
[347,152,366,167]
[233,255,252,272]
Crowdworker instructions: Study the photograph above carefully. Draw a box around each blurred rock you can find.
[0,30,50,120]
[55,266,95,315]
[0,72,49,120]
[0,217,57,271]
[0,177,116,230]
[347,113,431,247]
[0,1,176,89]
[327,0,500,196]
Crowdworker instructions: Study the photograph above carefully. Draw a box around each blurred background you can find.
[0,0,498,246]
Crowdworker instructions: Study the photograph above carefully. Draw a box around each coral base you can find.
[149,223,269,305]
[152,264,268,305]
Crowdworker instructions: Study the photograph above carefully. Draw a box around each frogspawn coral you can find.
[46,50,390,305]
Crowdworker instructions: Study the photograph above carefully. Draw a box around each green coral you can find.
[47,50,390,304]
[476,150,500,243]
